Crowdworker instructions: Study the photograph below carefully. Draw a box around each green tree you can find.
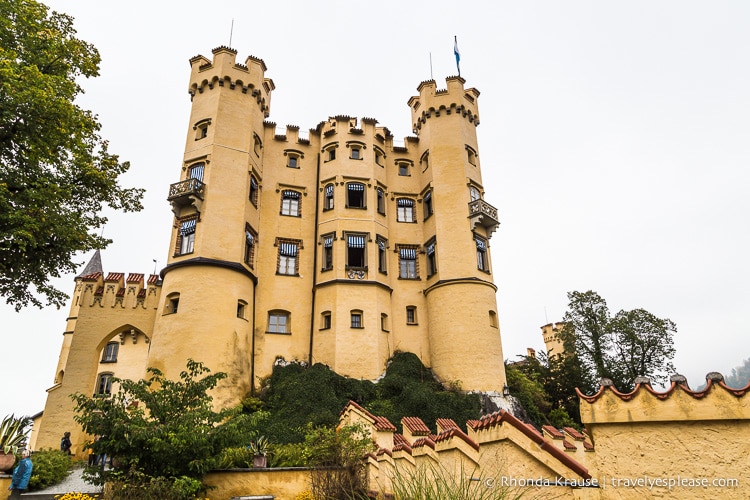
[0,0,143,310]
[560,291,677,392]
[71,360,250,485]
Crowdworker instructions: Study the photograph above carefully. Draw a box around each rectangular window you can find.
[244,225,257,268]
[346,183,365,208]
[398,162,410,176]
[376,188,385,215]
[423,190,433,219]
[347,234,366,269]
[351,311,363,328]
[377,237,387,274]
[406,306,417,325]
[288,155,299,168]
[178,219,196,255]
[399,246,418,279]
[476,237,489,272]
[322,234,334,271]
[397,198,416,223]
[277,240,299,275]
[470,185,481,202]
[96,373,113,395]
[321,311,331,330]
[237,300,247,319]
[268,312,289,333]
[102,342,119,363]
[249,176,259,206]
[425,240,437,277]
[281,190,301,216]
[324,184,334,210]
[350,147,361,159]
[328,148,336,161]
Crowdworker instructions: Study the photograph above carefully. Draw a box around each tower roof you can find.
[77,250,103,278]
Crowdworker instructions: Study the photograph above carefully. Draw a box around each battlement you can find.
[578,373,750,424]
[408,76,481,134]
[75,270,161,310]
[188,47,274,117]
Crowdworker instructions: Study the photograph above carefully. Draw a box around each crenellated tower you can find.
[146,47,274,408]
[408,77,505,392]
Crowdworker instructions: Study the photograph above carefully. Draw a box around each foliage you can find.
[268,443,307,468]
[294,491,315,500]
[27,448,71,491]
[71,359,252,485]
[504,364,550,428]
[0,0,143,310]
[725,357,750,389]
[101,467,203,500]
[0,413,31,454]
[55,494,99,500]
[260,352,481,444]
[560,290,677,392]
[217,446,255,469]
[248,435,270,456]
[305,423,375,500]
[510,350,585,428]
[387,460,527,500]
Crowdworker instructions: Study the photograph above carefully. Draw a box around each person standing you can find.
[60,431,72,455]
[8,449,33,499]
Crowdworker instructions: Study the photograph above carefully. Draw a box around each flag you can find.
[454,36,461,76]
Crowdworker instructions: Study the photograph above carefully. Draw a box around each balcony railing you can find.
[168,178,205,214]
[468,199,500,238]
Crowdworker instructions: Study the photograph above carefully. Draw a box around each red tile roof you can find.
[115,288,125,297]
[564,427,586,440]
[412,437,435,450]
[436,418,458,432]
[80,272,102,281]
[126,273,144,283]
[393,434,408,447]
[542,425,564,439]
[401,416,430,436]
[434,427,480,452]
[562,440,577,451]
[147,274,160,285]
[137,289,147,298]
[104,272,124,282]
[473,410,590,480]
[583,441,595,451]
[392,442,413,455]
[341,400,396,431]
[94,287,104,296]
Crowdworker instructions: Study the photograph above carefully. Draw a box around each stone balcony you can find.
[468,199,500,238]
[168,178,205,216]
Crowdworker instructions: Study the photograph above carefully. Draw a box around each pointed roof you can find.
[77,250,103,278]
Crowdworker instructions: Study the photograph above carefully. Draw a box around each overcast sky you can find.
[2,1,749,419]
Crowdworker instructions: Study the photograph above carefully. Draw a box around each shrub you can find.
[269,443,306,468]
[102,468,203,500]
[217,446,255,469]
[28,448,72,491]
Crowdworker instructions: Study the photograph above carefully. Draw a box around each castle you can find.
[33,46,507,453]
[23,45,750,500]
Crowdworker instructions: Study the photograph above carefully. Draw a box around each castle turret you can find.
[409,77,506,392]
[147,47,274,408]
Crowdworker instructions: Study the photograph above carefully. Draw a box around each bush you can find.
[217,447,255,469]
[28,448,71,491]
[269,443,306,468]
[103,468,203,500]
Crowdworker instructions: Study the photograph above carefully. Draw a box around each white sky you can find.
[2,1,749,419]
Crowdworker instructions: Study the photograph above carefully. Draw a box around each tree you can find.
[725,357,750,389]
[560,291,677,392]
[0,0,143,310]
[71,360,251,485]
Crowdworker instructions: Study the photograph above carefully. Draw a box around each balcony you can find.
[168,178,205,215]
[468,199,500,238]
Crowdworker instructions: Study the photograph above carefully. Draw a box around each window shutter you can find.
[180,219,197,235]
[347,235,366,248]
[400,248,417,259]
[279,242,298,256]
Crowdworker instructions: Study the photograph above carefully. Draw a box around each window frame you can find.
[321,311,332,330]
[406,306,418,325]
[423,190,434,220]
[244,224,257,268]
[323,183,334,210]
[321,233,334,272]
[475,235,490,273]
[425,238,437,277]
[345,232,367,270]
[268,310,290,334]
[398,245,419,280]
[376,236,388,274]
[101,342,119,363]
[396,198,416,223]
[176,217,197,255]
[376,188,386,215]
[96,373,113,395]
[249,175,259,206]
[346,182,366,209]
[350,310,363,329]
[277,239,301,276]
[281,190,302,217]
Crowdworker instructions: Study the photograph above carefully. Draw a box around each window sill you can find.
[321,267,333,272]
[100,360,117,364]
[351,326,364,329]
[345,206,367,210]
[276,272,301,277]
[265,331,292,336]
[398,277,421,281]
[173,251,195,257]
[406,322,419,326]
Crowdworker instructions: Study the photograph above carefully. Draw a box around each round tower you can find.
[146,47,273,408]
[410,77,506,392]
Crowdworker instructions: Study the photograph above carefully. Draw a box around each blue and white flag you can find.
[454,36,461,76]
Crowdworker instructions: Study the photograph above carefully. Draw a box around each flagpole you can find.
[454,36,461,77]
[429,52,433,80]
